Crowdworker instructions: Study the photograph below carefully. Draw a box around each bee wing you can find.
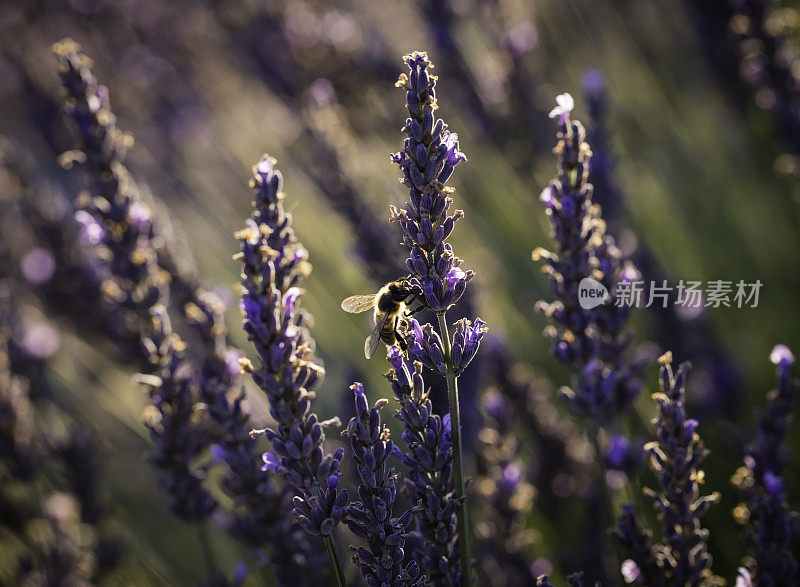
[341,294,376,314]
[365,312,392,359]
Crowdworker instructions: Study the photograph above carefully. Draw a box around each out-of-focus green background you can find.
[2,0,800,584]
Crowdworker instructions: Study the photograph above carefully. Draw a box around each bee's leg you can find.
[403,293,420,317]
[405,304,424,317]
[394,316,408,353]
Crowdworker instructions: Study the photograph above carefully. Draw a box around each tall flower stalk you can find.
[732,344,799,585]
[56,39,224,574]
[386,347,458,584]
[237,156,348,585]
[191,291,321,584]
[534,91,647,581]
[389,51,485,584]
[54,40,167,348]
[614,352,721,586]
[343,382,422,585]
[534,93,645,422]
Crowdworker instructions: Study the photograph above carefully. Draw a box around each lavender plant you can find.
[237,155,348,584]
[54,39,206,358]
[385,346,458,584]
[732,344,799,585]
[534,93,645,421]
[54,42,317,581]
[343,382,422,585]
[54,40,167,347]
[389,51,486,585]
[195,290,320,583]
[480,336,595,511]
[139,306,216,523]
[615,352,721,586]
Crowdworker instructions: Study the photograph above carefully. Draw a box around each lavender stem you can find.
[197,521,219,579]
[588,422,618,581]
[437,312,472,585]
[323,535,345,587]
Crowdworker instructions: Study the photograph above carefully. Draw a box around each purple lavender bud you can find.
[449,318,487,376]
[223,348,242,379]
[482,392,507,421]
[74,210,105,245]
[127,201,152,231]
[442,130,467,167]
[604,436,644,475]
[498,463,523,493]
[326,472,340,489]
[18,322,60,360]
[404,318,447,374]
[762,471,784,497]
[620,559,641,584]
[261,452,280,473]
[539,187,555,207]
[210,444,227,465]
[582,69,606,97]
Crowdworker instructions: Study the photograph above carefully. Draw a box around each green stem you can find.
[589,425,621,520]
[437,312,472,586]
[323,534,346,587]
[589,423,620,582]
[622,415,642,507]
[197,521,220,580]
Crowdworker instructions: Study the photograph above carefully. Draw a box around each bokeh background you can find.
[2,0,800,584]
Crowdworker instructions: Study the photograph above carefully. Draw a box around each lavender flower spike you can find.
[534,92,645,421]
[390,51,484,584]
[389,51,472,314]
[343,382,422,585]
[140,306,216,522]
[54,40,166,344]
[732,344,799,585]
[615,352,721,586]
[237,155,347,584]
[386,347,458,584]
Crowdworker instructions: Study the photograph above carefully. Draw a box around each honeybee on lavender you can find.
[341,277,418,358]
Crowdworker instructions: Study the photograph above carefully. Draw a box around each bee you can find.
[341,278,418,359]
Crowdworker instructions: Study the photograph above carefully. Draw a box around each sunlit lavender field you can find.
[2,1,800,585]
